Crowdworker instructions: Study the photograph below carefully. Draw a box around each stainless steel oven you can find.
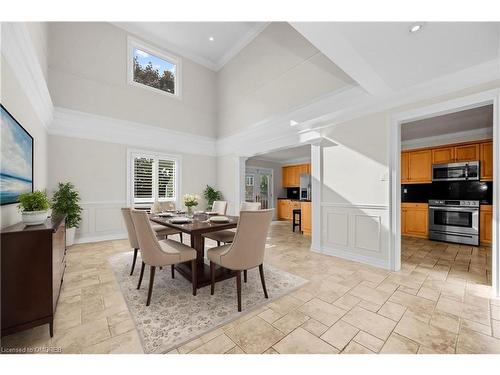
[432,161,479,182]
[428,199,479,246]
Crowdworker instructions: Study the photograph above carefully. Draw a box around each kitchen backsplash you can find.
[402,181,492,204]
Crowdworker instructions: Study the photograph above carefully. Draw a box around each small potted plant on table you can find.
[18,190,51,225]
[52,182,82,246]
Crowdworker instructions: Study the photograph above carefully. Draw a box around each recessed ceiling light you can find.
[208,36,215,42]
[409,24,423,33]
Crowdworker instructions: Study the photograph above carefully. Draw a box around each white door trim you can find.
[389,88,500,296]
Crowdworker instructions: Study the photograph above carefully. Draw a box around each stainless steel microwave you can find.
[432,161,479,182]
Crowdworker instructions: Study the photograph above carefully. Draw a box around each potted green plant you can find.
[203,185,222,210]
[18,190,51,225]
[52,182,82,246]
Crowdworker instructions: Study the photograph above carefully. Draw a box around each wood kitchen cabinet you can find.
[282,163,311,187]
[401,203,428,238]
[407,150,432,183]
[403,139,492,183]
[480,141,493,181]
[278,199,302,220]
[300,201,311,236]
[480,205,492,245]
[432,147,455,164]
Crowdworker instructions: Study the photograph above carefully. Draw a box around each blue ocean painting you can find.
[1,105,33,205]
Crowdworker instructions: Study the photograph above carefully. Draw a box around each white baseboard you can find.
[74,232,127,245]
[319,245,391,270]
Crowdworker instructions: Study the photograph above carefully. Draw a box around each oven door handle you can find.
[429,206,478,212]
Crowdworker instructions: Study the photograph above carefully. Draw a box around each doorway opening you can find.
[390,90,499,296]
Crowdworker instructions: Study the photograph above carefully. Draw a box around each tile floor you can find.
[1,222,499,354]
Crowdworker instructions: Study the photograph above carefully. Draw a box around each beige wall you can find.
[0,57,48,228]
[48,22,217,138]
[216,22,354,138]
[48,135,217,241]
[26,22,49,81]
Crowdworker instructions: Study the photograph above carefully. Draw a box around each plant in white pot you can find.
[18,190,51,225]
[52,182,82,246]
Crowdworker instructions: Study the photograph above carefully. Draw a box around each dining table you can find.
[149,212,239,289]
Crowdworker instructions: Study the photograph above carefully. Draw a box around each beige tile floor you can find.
[2,221,500,354]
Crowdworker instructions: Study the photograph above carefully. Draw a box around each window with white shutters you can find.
[129,151,179,205]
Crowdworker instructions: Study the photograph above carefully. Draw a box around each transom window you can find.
[128,150,180,207]
[127,37,181,98]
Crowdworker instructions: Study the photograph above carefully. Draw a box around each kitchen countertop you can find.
[277,198,311,202]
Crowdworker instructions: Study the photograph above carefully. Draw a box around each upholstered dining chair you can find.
[211,200,227,215]
[151,201,176,214]
[121,208,183,276]
[207,209,273,311]
[203,201,261,246]
[130,209,197,306]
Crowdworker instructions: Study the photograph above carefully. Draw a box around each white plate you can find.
[170,217,192,224]
[209,216,230,223]
[158,212,174,217]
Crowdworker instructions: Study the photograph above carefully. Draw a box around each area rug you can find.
[108,252,307,353]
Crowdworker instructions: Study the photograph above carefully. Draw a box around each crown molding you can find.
[216,58,500,158]
[401,127,493,150]
[49,107,217,156]
[112,22,269,72]
[1,22,53,128]
[214,22,271,71]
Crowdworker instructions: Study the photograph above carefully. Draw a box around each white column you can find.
[311,142,322,252]
[234,156,247,215]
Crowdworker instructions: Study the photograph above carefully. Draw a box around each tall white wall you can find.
[1,23,49,229]
[48,22,217,138]
[216,22,354,138]
[48,135,216,242]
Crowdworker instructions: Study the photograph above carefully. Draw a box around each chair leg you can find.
[244,269,247,283]
[137,261,145,289]
[259,264,268,299]
[146,266,156,306]
[236,270,242,312]
[179,232,183,243]
[171,264,175,278]
[130,248,138,276]
[210,261,215,295]
[191,260,197,296]
[217,240,221,247]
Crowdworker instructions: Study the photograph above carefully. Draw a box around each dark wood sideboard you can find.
[1,215,66,338]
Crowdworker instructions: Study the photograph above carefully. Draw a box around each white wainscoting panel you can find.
[75,201,127,244]
[319,203,390,269]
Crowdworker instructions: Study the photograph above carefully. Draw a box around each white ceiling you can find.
[401,104,493,141]
[113,22,269,71]
[291,22,500,94]
[249,145,311,163]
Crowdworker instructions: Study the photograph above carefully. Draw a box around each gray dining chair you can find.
[121,207,183,276]
[207,209,273,311]
[130,209,197,305]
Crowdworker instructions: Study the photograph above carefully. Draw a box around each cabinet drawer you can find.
[401,203,428,209]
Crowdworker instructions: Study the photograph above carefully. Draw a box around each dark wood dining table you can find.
[150,213,239,289]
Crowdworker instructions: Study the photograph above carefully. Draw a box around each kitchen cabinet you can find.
[401,203,428,238]
[432,147,455,164]
[282,163,311,188]
[407,150,432,183]
[455,144,479,162]
[480,205,492,245]
[401,152,409,183]
[277,199,302,220]
[480,141,493,181]
[300,202,311,236]
[403,139,492,183]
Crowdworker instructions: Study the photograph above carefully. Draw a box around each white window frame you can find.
[126,148,182,209]
[127,36,182,99]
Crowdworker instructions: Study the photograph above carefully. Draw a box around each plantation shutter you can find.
[134,157,154,201]
[158,158,176,200]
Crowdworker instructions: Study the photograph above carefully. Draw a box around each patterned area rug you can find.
[109,252,307,353]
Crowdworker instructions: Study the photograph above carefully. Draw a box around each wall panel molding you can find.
[320,203,390,269]
[75,201,127,244]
